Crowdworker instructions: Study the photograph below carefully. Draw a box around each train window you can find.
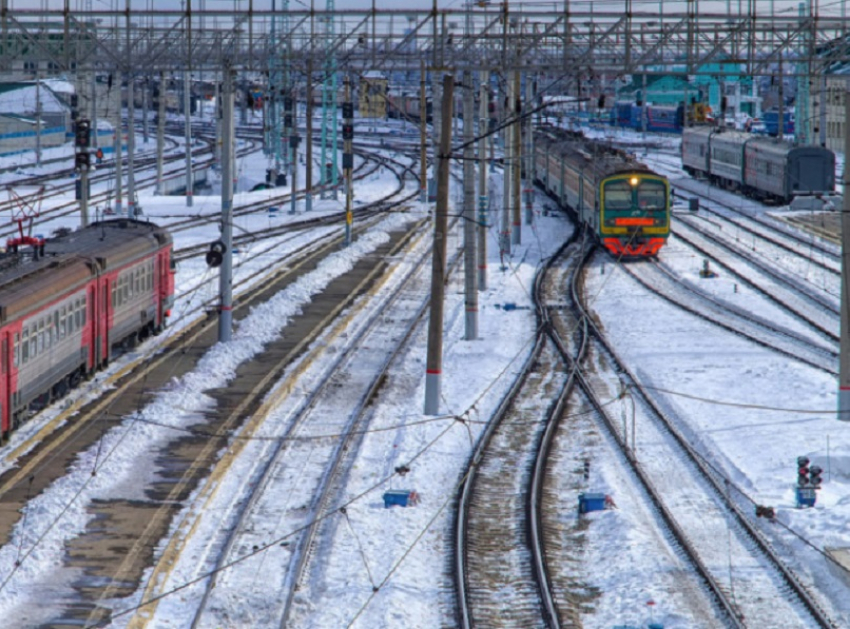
[112,283,117,308]
[75,301,81,329]
[29,332,36,361]
[82,299,86,325]
[37,320,44,355]
[603,180,633,210]
[21,331,28,364]
[59,306,66,339]
[13,333,19,368]
[637,181,667,211]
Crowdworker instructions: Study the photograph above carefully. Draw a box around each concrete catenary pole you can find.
[35,77,42,166]
[141,76,149,145]
[184,69,194,207]
[477,70,488,290]
[306,58,313,212]
[113,73,123,215]
[424,73,454,415]
[125,6,136,219]
[420,60,427,204]
[512,69,522,245]
[524,73,535,225]
[156,70,166,195]
[126,72,136,218]
[502,74,512,261]
[289,89,298,215]
[463,70,478,340]
[219,65,235,343]
[838,88,850,420]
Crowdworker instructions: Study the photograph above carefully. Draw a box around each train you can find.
[680,126,835,204]
[609,101,711,134]
[0,218,175,438]
[385,93,432,124]
[534,127,671,257]
[610,101,684,133]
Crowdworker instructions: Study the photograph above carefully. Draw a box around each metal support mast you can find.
[320,1,339,200]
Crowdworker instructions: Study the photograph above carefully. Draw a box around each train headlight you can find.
[629,177,639,186]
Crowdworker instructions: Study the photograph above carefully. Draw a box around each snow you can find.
[0,116,846,629]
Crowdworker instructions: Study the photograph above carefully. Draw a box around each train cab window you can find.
[603,180,633,210]
[637,181,667,211]
[13,333,19,368]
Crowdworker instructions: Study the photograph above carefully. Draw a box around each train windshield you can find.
[637,180,667,211]
[602,180,633,210]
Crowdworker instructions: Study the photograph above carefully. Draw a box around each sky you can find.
[0,106,844,628]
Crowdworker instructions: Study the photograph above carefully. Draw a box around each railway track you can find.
[454,223,841,628]
[0,159,422,626]
[163,214,441,628]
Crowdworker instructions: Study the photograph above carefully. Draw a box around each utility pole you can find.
[501,74,512,261]
[524,73,535,226]
[35,76,42,166]
[420,60,427,204]
[184,68,194,207]
[306,58,313,211]
[113,73,123,215]
[219,64,235,343]
[126,6,136,219]
[90,69,98,150]
[839,88,850,421]
[478,70,488,290]
[463,70,477,340]
[156,70,166,195]
[289,89,298,215]
[184,0,194,207]
[424,73,454,415]
[127,72,136,218]
[141,76,149,144]
[512,69,521,245]
[343,76,354,246]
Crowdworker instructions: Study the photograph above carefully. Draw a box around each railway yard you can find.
[0,46,850,629]
[0,109,844,629]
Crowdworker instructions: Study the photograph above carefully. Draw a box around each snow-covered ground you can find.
[0,119,846,628]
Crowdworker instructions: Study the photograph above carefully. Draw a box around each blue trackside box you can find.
[796,486,816,508]
[383,489,420,508]
[578,492,606,514]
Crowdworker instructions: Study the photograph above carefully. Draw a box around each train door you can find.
[89,284,100,369]
[0,334,8,435]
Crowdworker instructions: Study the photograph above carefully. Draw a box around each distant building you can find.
[359,72,388,119]
[0,82,69,155]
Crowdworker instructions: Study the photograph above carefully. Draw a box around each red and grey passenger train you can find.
[0,219,174,438]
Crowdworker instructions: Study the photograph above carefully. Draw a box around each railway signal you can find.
[797,456,810,487]
[206,241,226,268]
[810,465,823,488]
